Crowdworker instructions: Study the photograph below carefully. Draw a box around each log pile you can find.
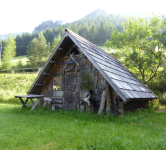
[79,83,124,116]
[111,96,124,116]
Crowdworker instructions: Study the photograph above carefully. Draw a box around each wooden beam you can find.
[35,84,44,86]
[42,72,51,75]
[65,43,75,56]
[49,60,57,64]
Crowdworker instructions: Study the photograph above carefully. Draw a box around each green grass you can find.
[0,55,28,67]
[98,45,116,55]
[0,74,37,103]
[11,55,28,66]
[98,45,112,51]
[0,55,28,68]
[0,104,166,149]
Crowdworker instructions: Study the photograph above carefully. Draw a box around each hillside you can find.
[33,20,63,33]
[84,9,109,18]
[33,9,110,33]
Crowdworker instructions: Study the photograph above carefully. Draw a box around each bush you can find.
[147,72,166,105]
[148,99,160,110]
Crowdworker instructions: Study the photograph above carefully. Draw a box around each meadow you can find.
[0,74,37,103]
[0,55,28,68]
[11,55,28,65]
[0,104,166,149]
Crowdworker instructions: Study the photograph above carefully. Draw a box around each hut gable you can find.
[27,29,157,103]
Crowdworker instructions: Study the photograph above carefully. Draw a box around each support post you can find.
[80,104,85,112]
[98,90,106,115]
[52,104,56,111]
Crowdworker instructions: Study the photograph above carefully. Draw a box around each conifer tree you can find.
[27,32,51,67]
[51,33,61,51]
[2,34,16,69]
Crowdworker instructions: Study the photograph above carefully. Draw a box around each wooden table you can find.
[14,95,44,111]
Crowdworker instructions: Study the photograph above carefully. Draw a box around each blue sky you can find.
[0,0,165,35]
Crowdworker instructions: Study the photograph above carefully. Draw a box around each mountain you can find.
[33,20,63,33]
[32,9,110,33]
[0,32,29,40]
[84,9,109,18]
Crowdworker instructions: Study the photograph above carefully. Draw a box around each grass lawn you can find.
[11,55,28,66]
[0,55,28,68]
[0,104,166,149]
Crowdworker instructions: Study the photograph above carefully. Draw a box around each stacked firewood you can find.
[79,83,124,116]
[112,96,124,116]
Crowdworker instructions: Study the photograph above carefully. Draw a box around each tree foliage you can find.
[51,33,61,51]
[1,34,16,69]
[12,11,126,56]
[27,33,51,67]
[106,15,166,84]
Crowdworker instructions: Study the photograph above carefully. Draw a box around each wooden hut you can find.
[27,29,157,115]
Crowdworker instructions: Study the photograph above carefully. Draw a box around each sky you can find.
[0,0,166,35]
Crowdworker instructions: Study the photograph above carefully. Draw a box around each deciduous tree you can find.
[105,15,166,84]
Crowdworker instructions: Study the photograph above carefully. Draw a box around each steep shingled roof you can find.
[27,29,157,102]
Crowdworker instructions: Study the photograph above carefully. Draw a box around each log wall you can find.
[39,54,148,114]
[40,55,108,111]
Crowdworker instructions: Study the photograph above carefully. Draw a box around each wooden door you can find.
[64,71,80,109]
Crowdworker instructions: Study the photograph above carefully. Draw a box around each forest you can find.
[0,10,126,56]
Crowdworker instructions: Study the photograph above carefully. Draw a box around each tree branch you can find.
[145,63,161,84]
[139,68,145,84]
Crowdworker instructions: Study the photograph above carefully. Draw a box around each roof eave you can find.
[125,97,157,103]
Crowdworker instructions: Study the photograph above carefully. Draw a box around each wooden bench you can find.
[43,97,64,111]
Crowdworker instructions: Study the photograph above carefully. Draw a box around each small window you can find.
[53,74,62,90]
[82,71,95,91]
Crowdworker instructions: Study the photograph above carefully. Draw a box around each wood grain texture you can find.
[98,90,106,115]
